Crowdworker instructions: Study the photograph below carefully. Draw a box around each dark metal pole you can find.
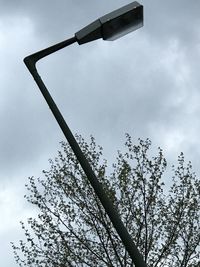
[24,36,147,267]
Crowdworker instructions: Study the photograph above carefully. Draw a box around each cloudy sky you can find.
[0,1,200,266]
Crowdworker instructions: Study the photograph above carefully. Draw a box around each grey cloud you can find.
[0,0,199,178]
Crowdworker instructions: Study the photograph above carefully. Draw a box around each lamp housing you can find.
[75,1,143,44]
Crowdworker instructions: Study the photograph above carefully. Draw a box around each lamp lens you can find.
[102,6,143,41]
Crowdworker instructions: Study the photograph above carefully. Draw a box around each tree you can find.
[12,134,200,267]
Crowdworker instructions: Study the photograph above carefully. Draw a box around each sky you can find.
[0,1,200,266]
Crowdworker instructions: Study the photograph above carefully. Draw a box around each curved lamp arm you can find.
[24,2,146,266]
[24,37,77,71]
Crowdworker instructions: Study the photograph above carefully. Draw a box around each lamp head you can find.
[100,1,143,41]
[75,1,143,45]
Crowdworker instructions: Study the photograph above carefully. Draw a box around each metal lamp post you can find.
[24,2,146,266]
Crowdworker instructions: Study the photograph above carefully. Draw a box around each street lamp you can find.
[24,2,145,267]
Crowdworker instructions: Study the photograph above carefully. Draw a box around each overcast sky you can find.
[1,1,200,266]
